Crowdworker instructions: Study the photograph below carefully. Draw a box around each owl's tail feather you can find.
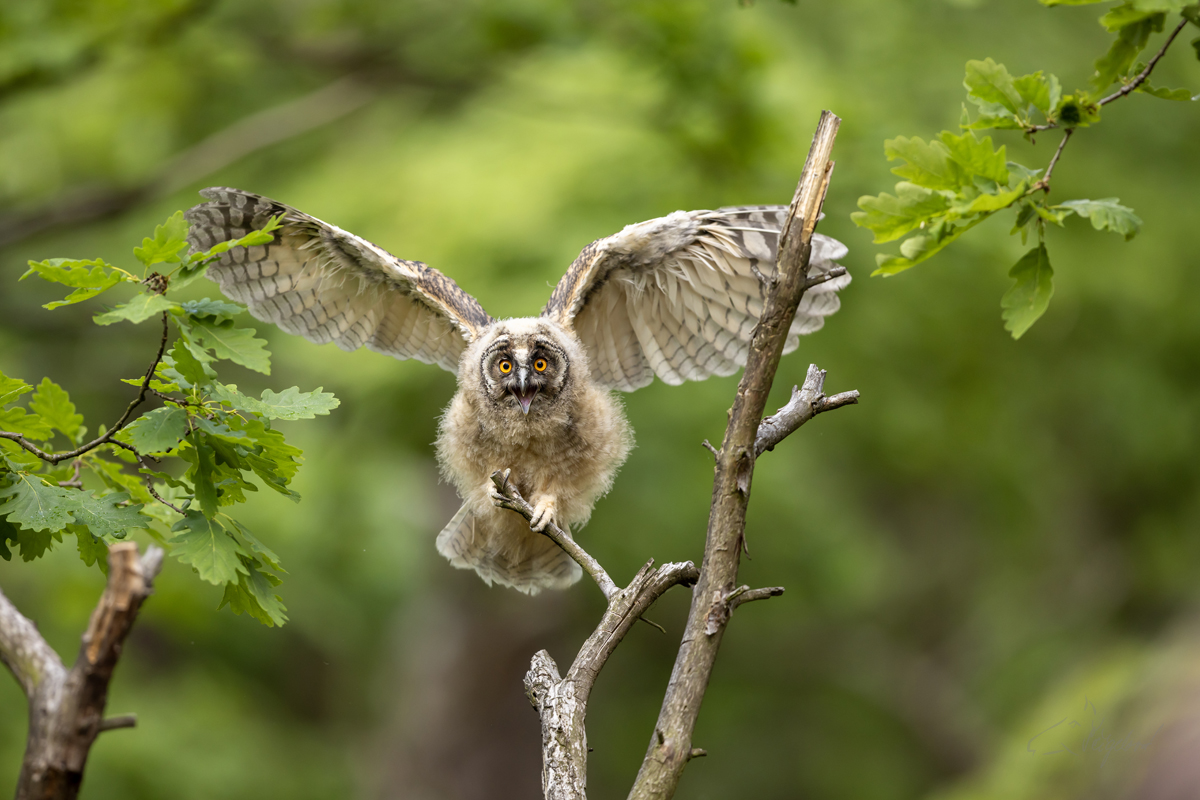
[436,504,583,595]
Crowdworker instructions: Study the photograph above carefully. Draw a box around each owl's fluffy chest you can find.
[435,378,632,530]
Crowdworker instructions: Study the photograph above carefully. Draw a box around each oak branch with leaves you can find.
[1,211,339,626]
[854,0,1198,338]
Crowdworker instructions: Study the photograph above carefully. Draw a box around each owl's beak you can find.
[512,386,537,414]
[513,370,537,414]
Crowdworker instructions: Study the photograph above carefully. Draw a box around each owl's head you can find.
[469,318,582,417]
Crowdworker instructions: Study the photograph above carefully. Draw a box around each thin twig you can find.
[57,459,84,489]
[755,364,860,457]
[97,714,137,732]
[0,312,171,465]
[803,266,847,290]
[1099,17,1190,106]
[489,469,619,600]
[1033,128,1074,194]
[700,440,720,460]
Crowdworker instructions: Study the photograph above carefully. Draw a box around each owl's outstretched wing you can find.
[541,206,849,391]
[185,187,491,373]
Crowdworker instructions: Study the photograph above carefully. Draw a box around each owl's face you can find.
[474,319,577,417]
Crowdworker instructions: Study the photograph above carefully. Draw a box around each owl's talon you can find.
[529,497,557,532]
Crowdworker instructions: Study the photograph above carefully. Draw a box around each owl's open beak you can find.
[512,386,538,414]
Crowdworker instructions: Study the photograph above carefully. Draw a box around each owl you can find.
[185,187,849,594]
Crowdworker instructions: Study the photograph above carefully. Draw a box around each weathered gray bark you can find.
[499,111,858,800]
[626,110,846,800]
[0,542,163,800]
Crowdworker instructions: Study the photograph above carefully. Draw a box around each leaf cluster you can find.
[853,1,1198,338]
[1,212,338,627]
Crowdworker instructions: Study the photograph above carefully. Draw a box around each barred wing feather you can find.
[542,206,849,391]
[185,187,491,374]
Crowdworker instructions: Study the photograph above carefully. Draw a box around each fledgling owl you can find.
[186,188,849,594]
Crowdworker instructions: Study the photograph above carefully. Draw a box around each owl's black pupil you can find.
[500,361,511,372]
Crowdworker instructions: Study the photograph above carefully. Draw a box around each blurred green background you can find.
[1,1,1199,798]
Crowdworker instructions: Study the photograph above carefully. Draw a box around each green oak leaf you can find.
[1002,244,1055,340]
[0,408,53,441]
[1093,16,1160,90]
[70,491,149,538]
[884,136,968,190]
[873,214,993,276]
[1136,80,1194,100]
[964,58,1025,115]
[1057,198,1143,239]
[170,262,209,291]
[220,562,287,626]
[852,183,952,243]
[93,293,181,326]
[21,259,127,309]
[0,371,32,408]
[1012,71,1062,118]
[169,510,246,585]
[122,407,189,454]
[0,473,76,532]
[177,316,271,374]
[0,517,17,561]
[187,434,220,518]
[1100,5,1167,32]
[1038,0,1108,5]
[939,131,1009,183]
[134,211,189,267]
[75,527,110,569]
[159,340,215,390]
[214,385,340,421]
[179,299,246,320]
[228,519,284,571]
[29,379,84,443]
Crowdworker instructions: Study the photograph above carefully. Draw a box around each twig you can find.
[755,364,860,457]
[700,440,720,460]
[57,459,84,489]
[628,110,844,800]
[1033,128,1074,194]
[0,312,171,465]
[3,543,163,798]
[97,714,137,732]
[1099,17,1190,106]
[489,469,619,600]
[802,266,847,290]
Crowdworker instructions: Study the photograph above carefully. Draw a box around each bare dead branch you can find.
[489,469,619,601]
[526,559,699,800]
[628,110,843,800]
[803,265,847,290]
[13,542,162,800]
[755,364,860,456]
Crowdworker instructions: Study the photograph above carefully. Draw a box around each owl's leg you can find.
[529,495,558,533]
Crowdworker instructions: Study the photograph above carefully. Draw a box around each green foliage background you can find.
[0,1,1197,798]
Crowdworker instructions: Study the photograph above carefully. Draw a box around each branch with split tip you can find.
[490,469,619,601]
[527,558,698,800]
[0,312,171,465]
[704,585,785,636]
[755,364,860,457]
[629,111,842,800]
[700,439,720,460]
[15,542,163,798]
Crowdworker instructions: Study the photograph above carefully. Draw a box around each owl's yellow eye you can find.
[498,359,512,374]
[534,358,547,372]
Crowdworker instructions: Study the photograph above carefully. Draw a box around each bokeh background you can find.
[1,1,1199,798]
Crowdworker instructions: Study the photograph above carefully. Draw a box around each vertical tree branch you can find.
[627,110,843,800]
[1,543,163,800]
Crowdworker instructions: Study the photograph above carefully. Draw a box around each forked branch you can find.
[1,543,163,800]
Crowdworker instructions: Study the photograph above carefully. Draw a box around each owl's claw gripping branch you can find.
[489,469,620,600]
